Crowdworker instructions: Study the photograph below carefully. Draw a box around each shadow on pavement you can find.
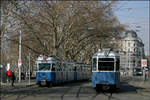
[1,79,146,100]
[119,81,144,94]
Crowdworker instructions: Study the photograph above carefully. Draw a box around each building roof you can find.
[123,30,139,41]
[122,30,144,46]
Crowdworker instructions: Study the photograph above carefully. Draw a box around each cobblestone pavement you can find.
[0,77,150,100]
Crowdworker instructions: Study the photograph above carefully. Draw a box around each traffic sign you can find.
[141,59,147,67]
[18,60,22,66]
[6,63,10,71]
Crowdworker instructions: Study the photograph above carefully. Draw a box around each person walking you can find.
[7,70,12,83]
[11,72,16,86]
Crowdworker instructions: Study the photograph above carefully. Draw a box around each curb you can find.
[137,90,150,97]
[26,84,36,87]
[1,83,35,86]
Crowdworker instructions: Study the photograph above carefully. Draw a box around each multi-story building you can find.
[120,30,145,76]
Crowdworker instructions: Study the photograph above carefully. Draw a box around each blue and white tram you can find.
[35,55,91,86]
[92,49,120,91]
[36,55,61,86]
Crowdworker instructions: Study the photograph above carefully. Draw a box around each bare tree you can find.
[1,1,126,72]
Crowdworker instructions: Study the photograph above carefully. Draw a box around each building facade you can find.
[120,30,145,76]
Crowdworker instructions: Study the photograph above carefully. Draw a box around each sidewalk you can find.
[1,80,36,87]
[137,78,150,97]
[138,78,150,88]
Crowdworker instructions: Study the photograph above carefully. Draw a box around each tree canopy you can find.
[1,1,125,72]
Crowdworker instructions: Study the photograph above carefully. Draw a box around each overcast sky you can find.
[114,1,149,56]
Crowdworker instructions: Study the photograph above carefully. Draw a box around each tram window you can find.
[99,58,114,61]
[92,58,97,70]
[58,64,61,71]
[74,66,77,71]
[39,63,51,71]
[51,63,56,71]
[116,59,120,71]
[63,63,66,71]
[80,66,82,71]
[56,62,60,71]
[98,58,114,71]
[98,62,114,71]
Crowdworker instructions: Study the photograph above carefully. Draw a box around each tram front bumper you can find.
[92,72,119,88]
[36,72,54,83]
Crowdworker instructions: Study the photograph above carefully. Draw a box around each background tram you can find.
[92,49,120,91]
[35,55,91,86]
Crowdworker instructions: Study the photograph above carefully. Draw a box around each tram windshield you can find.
[92,58,97,71]
[38,63,51,71]
[98,58,114,71]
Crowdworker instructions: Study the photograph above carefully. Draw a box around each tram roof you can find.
[36,55,61,61]
[92,49,120,58]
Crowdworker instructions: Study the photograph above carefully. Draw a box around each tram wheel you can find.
[102,85,110,91]
[38,82,42,87]
[46,82,53,87]
[95,86,102,92]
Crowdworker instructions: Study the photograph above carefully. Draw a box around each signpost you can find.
[28,53,31,85]
[18,59,22,82]
[7,63,10,71]
[141,59,147,81]
[18,30,22,82]
[18,60,22,66]
[141,59,147,67]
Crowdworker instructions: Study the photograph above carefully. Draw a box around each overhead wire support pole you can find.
[28,52,31,85]
[18,30,22,82]
[0,36,3,84]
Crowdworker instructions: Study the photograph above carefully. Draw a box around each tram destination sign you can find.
[141,59,147,67]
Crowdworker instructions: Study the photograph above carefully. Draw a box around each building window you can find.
[128,42,130,47]
[134,48,136,52]
[128,48,130,52]
[92,58,97,71]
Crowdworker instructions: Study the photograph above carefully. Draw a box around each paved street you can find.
[1,76,150,100]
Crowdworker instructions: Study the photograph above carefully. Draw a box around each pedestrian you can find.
[11,72,16,86]
[7,70,12,83]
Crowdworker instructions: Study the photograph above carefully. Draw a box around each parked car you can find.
[133,71,142,76]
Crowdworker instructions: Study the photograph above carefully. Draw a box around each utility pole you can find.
[28,52,31,85]
[18,30,22,82]
[0,36,3,84]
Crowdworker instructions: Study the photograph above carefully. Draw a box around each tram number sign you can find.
[141,59,147,67]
